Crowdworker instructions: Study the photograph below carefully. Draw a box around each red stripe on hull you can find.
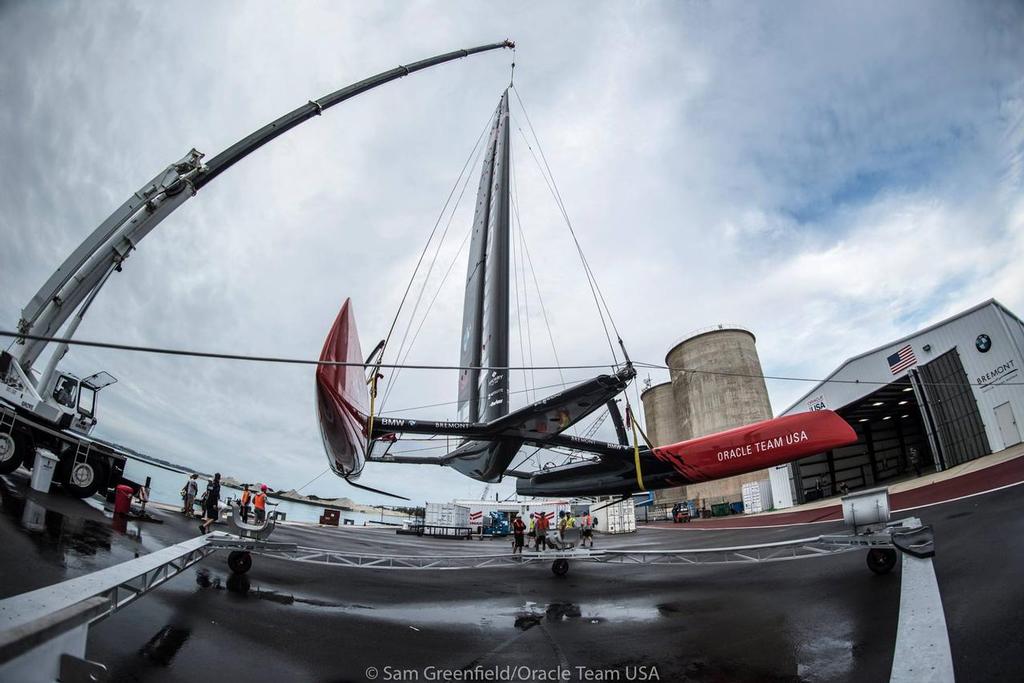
[652,410,857,482]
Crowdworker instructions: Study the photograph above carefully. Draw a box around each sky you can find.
[1,1,1022,505]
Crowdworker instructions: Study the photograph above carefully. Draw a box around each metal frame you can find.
[0,518,928,680]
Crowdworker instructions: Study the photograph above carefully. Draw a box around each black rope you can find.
[2,331,1013,390]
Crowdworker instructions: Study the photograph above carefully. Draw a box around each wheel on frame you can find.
[62,458,106,498]
[0,433,20,474]
[551,559,569,577]
[228,551,252,574]
[866,548,898,575]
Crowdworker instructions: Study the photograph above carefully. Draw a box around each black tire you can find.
[63,458,106,498]
[0,432,21,474]
[228,551,252,575]
[552,559,569,577]
[866,548,898,575]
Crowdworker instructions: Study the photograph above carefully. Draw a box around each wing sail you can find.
[451,90,512,481]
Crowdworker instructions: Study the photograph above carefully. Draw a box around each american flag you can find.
[887,344,917,375]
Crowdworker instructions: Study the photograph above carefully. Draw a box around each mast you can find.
[457,90,511,423]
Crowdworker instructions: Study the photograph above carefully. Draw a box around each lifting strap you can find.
[625,403,646,491]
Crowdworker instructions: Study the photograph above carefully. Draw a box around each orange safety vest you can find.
[241,490,251,506]
[254,492,266,510]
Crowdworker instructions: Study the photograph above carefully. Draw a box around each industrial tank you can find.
[666,326,774,506]
[640,381,690,448]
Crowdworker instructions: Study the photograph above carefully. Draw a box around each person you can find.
[557,511,569,547]
[534,512,549,551]
[511,513,526,554]
[182,474,198,517]
[909,447,922,477]
[199,473,221,534]
[580,511,594,548]
[239,484,252,523]
[253,484,268,523]
[838,481,850,496]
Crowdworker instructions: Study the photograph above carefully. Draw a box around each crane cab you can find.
[42,371,117,435]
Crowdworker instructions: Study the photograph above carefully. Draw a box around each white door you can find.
[995,402,1021,448]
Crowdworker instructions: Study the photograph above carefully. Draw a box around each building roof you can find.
[781,298,1022,415]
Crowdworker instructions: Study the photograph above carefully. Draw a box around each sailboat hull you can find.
[517,410,857,497]
[316,299,370,479]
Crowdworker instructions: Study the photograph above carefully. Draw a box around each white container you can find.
[841,487,891,530]
[742,479,774,514]
[593,498,636,534]
[29,448,59,493]
[424,502,470,528]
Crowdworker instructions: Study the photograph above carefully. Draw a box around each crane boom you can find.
[16,40,515,374]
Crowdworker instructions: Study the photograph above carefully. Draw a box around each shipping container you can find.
[741,479,774,514]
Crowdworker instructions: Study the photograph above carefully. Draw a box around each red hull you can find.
[652,410,857,482]
[315,298,370,478]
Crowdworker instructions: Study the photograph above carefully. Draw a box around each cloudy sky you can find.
[1,1,1022,505]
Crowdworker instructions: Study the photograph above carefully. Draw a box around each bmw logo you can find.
[976,334,992,353]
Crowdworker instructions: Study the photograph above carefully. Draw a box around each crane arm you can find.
[17,40,514,373]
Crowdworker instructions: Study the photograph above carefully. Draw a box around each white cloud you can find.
[1,0,1021,504]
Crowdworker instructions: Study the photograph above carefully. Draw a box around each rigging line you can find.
[514,197,571,392]
[380,109,494,406]
[296,467,331,493]
[380,225,473,412]
[4,330,1011,390]
[507,446,544,475]
[510,87,620,332]
[509,147,537,402]
[380,228,471,411]
[511,187,581,438]
[510,88,625,359]
[632,360,1022,390]
[509,171,532,405]
[379,130,489,412]
[512,124,619,364]
[0,331,630,370]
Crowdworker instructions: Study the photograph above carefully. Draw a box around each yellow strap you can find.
[366,371,379,449]
[630,409,646,491]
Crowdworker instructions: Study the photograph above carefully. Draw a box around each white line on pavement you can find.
[890,554,955,683]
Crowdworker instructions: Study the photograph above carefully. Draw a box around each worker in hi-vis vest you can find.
[581,512,594,548]
[239,484,252,523]
[254,484,268,523]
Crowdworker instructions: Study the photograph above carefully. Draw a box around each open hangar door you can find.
[792,346,992,502]
[910,347,992,470]
[792,379,932,502]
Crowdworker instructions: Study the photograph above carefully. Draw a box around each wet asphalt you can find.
[1,470,1021,682]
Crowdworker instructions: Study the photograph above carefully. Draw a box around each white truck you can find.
[0,41,514,501]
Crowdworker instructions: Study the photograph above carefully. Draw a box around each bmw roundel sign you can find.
[976,334,992,353]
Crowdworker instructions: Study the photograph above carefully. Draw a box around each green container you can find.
[711,503,730,517]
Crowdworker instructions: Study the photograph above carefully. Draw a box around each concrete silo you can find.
[666,326,773,507]
[640,382,690,449]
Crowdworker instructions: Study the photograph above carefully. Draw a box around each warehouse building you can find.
[777,299,1023,506]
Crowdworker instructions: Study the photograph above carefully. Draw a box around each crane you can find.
[0,41,514,498]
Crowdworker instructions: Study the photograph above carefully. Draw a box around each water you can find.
[122,457,405,526]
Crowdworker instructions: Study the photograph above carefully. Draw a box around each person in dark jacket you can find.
[199,473,221,534]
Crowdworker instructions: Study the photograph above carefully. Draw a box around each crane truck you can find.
[0,41,514,499]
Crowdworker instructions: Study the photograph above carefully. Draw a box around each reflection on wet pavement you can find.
[0,480,126,565]
[139,626,191,666]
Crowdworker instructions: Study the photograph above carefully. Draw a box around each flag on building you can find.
[887,344,917,375]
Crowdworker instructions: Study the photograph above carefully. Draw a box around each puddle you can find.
[194,567,371,609]
[0,481,124,563]
[139,626,191,666]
